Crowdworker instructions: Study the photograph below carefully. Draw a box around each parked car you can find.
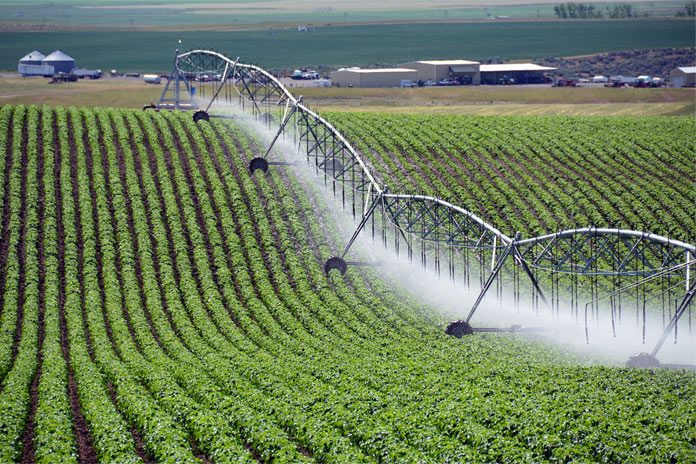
[437,78,459,86]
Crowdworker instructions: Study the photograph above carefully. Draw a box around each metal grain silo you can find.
[19,50,45,65]
[42,50,76,74]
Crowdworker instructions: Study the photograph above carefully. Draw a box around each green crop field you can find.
[0,104,694,463]
[1,19,694,72]
[326,112,695,243]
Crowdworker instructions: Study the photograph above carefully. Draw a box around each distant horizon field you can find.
[1,19,694,72]
[0,1,686,29]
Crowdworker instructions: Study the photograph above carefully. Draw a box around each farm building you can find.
[329,61,557,87]
[329,67,417,88]
[670,66,696,87]
[400,60,481,84]
[479,63,556,84]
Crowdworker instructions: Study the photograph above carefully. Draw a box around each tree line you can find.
[554,2,696,18]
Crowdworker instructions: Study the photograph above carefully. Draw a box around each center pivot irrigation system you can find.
[152,49,695,368]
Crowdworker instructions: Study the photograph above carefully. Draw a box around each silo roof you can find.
[43,50,75,62]
[20,50,46,62]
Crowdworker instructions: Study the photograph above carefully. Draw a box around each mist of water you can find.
[204,98,696,367]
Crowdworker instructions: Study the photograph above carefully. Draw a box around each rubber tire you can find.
[249,157,269,174]
[193,110,210,123]
[445,320,474,338]
[626,352,661,368]
[324,257,347,275]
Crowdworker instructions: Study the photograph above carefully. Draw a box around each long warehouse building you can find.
[479,63,556,84]
[329,60,556,87]
[330,67,417,88]
[401,60,481,84]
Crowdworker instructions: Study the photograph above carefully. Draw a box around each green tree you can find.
[555,3,600,18]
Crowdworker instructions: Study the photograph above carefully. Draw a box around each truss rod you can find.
[651,279,696,357]
[341,194,383,260]
[204,60,235,113]
[262,98,301,159]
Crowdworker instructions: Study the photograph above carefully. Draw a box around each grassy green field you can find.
[1,20,694,72]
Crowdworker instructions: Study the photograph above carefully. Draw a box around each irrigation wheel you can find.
[626,352,661,368]
[445,320,474,338]
[249,157,269,174]
[193,110,210,123]
[324,257,348,275]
